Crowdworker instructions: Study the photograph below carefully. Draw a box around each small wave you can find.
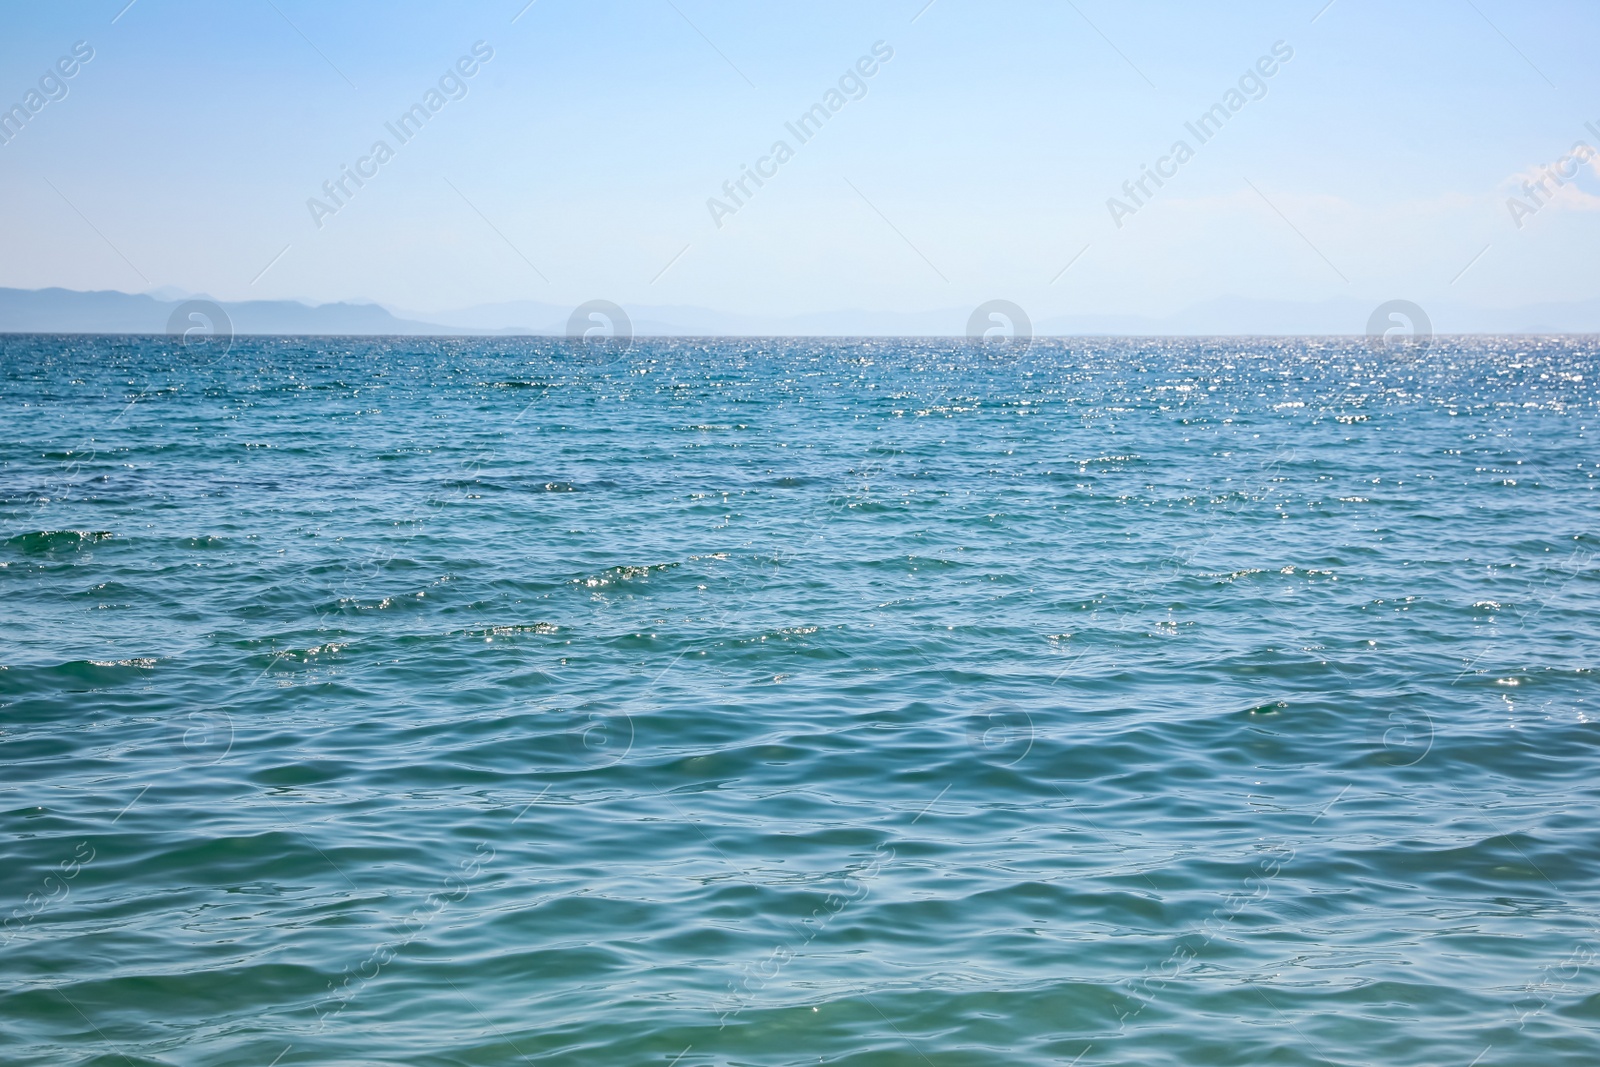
[5,530,112,553]
[0,657,158,695]
[274,643,351,662]
[575,563,680,587]
[459,624,560,637]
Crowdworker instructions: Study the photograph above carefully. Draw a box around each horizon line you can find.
[4,330,1597,339]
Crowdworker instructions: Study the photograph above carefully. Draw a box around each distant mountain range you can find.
[0,288,470,336]
[3,286,1600,336]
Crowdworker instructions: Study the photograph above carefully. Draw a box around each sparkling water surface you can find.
[3,335,1598,1066]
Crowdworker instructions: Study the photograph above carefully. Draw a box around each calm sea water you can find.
[3,335,1598,1066]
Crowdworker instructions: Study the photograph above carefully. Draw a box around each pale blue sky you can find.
[0,0,1595,319]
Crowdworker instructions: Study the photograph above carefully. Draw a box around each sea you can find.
[2,334,1597,1066]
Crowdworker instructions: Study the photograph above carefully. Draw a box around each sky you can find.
[1,0,1597,322]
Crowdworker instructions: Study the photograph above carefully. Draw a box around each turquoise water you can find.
[3,335,1598,1066]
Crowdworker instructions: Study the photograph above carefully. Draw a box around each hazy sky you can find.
[1,0,1596,318]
